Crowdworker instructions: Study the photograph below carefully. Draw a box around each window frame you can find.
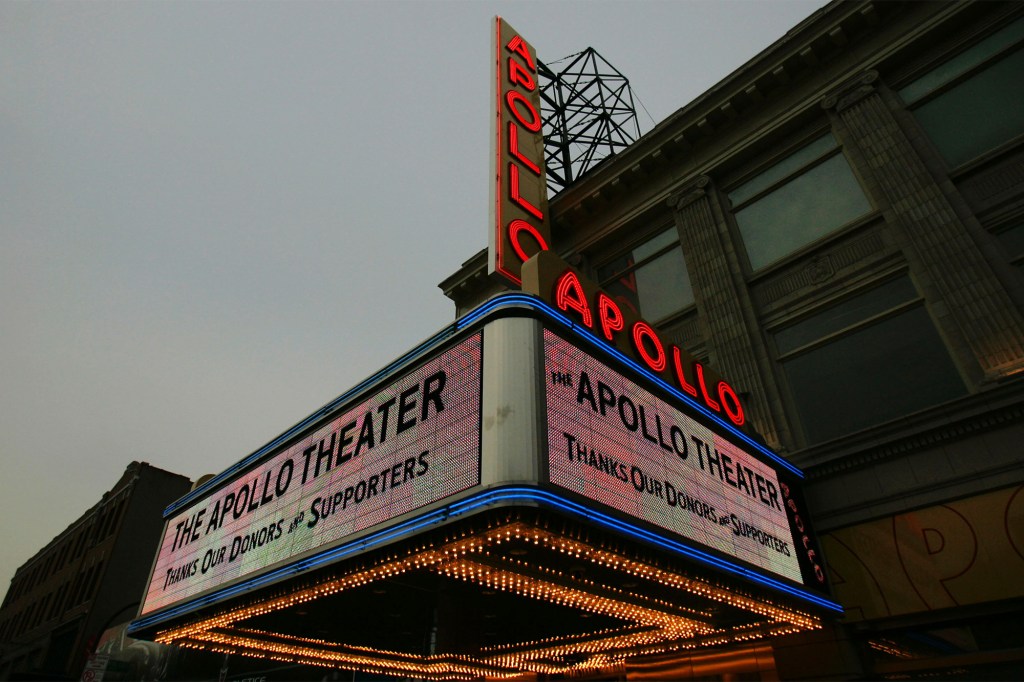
[725,131,877,274]
[898,16,1024,107]
[728,135,845,214]
[898,17,1024,172]
[767,272,967,446]
[990,216,1024,274]
[773,295,922,364]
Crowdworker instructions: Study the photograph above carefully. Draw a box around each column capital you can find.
[667,176,712,210]
[821,70,879,112]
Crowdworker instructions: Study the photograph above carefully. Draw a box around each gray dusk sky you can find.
[1,0,826,602]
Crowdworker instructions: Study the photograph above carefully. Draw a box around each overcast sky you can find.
[1,0,826,604]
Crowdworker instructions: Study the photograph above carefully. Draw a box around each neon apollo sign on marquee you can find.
[139,335,482,615]
[134,20,829,625]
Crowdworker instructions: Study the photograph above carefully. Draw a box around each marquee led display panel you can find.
[140,333,482,616]
[544,329,807,586]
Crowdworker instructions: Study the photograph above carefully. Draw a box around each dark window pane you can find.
[729,134,837,206]
[783,307,966,443]
[775,277,918,354]
[912,47,1024,168]
[635,247,693,321]
[735,153,872,270]
[996,223,1024,258]
[633,229,678,261]
[999,224,1024,280]
[900,18,1024,104]
[598,229,694,321]
[601,275,641,318]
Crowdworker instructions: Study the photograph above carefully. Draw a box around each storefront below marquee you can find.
[129,298,841,680]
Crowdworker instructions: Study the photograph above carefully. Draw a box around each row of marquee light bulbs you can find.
[157,522,820,678]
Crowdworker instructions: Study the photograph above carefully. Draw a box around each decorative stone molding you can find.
[804,392,1024,482]
[752,230,887,308]
[669,178,788,448]
[662,313,703,356]
[956,149,1024,210]
[807,255,836,284]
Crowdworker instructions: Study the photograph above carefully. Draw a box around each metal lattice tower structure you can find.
[539,49,642,195]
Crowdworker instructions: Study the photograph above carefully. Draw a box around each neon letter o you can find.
[717,381,746,427]
[505,91,542,132]
[632,322,667,373]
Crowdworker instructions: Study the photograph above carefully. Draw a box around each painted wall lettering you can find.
[822,485,1024,621]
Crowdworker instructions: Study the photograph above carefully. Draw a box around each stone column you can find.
[824,71,1024,383]
[668,178,790,449]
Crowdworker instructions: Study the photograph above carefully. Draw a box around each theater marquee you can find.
[131,299,837,679]
[139,334,482,616]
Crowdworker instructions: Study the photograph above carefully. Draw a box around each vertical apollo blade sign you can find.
[489,17,552,287]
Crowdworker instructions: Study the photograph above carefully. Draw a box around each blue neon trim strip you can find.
[459,294,803,478]
[130,486,840,634]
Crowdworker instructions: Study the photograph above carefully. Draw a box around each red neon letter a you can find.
[555,271,593,329]
[505,35,536,71]
[507,57,536,91]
